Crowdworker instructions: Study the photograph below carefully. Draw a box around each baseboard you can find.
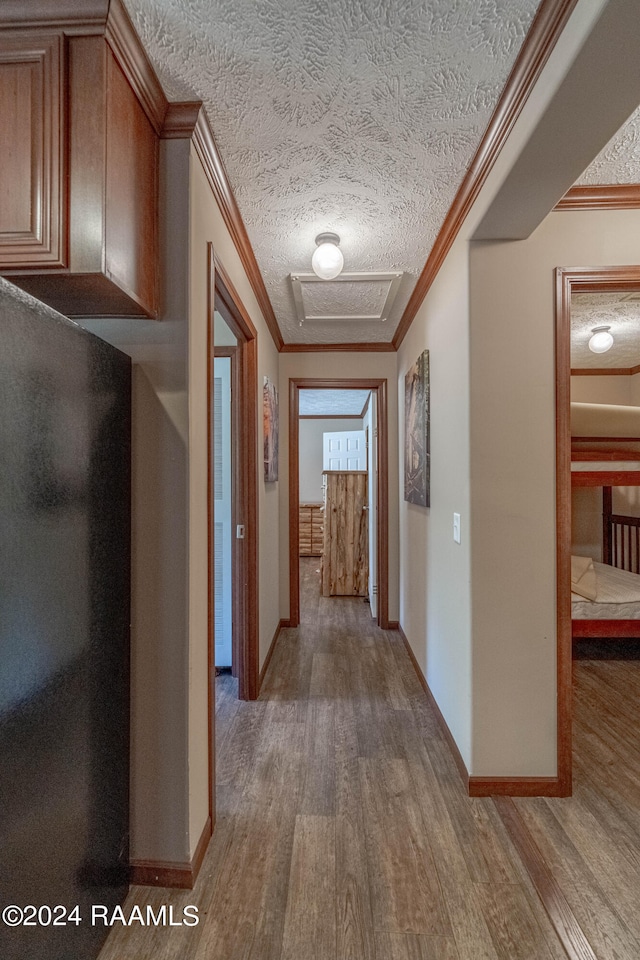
[398,623,567,800]
[469,777,567,797]
[397,624,470,790]
[259,619,288,690]
[130,815,212,889]
[387,619,400,630]
[191,813,213,883]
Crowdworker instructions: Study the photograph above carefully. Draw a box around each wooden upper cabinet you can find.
[0,34,65,268]
[0,1,167,318]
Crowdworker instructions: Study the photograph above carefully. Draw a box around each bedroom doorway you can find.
[288,378,390,629]
[555,265,640,795]
[209,246,259,702]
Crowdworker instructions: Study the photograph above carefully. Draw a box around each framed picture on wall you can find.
[404,349,430,507]
[263,376,279,482]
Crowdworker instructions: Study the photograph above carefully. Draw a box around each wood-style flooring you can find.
[99,563,640,960]
[507,644,640,960]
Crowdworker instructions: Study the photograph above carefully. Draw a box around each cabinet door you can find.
[0,30,160,319]
[0,34,65,267]
[104,47,158,317]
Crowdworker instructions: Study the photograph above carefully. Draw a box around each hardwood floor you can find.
[505,647,640,960]
[100,563,640,960]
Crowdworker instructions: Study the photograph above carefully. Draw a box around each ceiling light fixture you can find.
[311,232,344,280]
[588,325,614,354]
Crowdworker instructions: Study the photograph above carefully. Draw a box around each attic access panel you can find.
[290,271,403,326]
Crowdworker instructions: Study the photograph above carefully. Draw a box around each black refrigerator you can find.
[0,281,131,960]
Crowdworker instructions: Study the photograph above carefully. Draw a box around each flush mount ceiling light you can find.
[588,325,614,354]
[311,232,344,280]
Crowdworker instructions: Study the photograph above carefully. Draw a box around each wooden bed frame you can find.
[572,452,640,638]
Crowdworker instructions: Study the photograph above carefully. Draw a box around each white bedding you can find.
[572,561,640,619]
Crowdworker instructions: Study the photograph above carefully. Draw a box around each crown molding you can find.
[3,0,284,349]
[191,110,283,351]
[105,0,168,135]
[0,0,168,134]
[0,1,109,31]
[392,0,580,350]
[280,341,396,353]
[161,103,285,351]
[161,101,203,139]
[555,184,640,211]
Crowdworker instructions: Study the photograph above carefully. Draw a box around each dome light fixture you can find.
[588,325,614,354]
[311,232,344,280]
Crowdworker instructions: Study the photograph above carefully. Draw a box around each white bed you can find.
[570,404,640,637]
[572,561,640,620]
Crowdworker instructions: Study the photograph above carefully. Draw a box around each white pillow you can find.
[571,555,597,601]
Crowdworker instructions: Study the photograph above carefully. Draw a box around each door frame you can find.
[289,377,390,628]
[555,264,640,796]
[213,346,239,676]
[208,245,259,703]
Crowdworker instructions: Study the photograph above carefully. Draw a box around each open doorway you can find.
[289,378,390,629]
[556,264,640,795]
[213,330,236,675]
[299,392,371,610]
[208,246,259,703]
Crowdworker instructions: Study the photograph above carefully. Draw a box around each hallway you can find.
[100,559,565,960]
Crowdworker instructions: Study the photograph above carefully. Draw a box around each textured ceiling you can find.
[124,0,640,346]
[299,389,370,417]
[576,106,640,186]
[126,0,543,343]
[571,293,640,369]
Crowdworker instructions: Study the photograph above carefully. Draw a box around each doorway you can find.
[208,246,259,702]
[288,378,390,629]
[555,264,640,795]
[213,347,235,672]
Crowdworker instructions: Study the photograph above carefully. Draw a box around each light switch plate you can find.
[453,513,461,544]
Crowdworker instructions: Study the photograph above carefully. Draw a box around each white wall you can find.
[469,207,640,777]
[396,209,640,779]
[570,375,633,405]
[397,237,472,767]
[571,487,602,561]
[299,417,363,502]
[392,0,614,776]
[613,487,640,519]
[80,139,193,863]
[278,352,399,623]
[571,485,640,562]
[188,146,281,856]
[79,138,282,866]
[214,309,237,346]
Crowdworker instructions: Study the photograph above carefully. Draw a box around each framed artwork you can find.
[263,376,279,482]
[404,349,430,507]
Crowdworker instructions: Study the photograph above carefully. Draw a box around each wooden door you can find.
[322,472,369,596]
